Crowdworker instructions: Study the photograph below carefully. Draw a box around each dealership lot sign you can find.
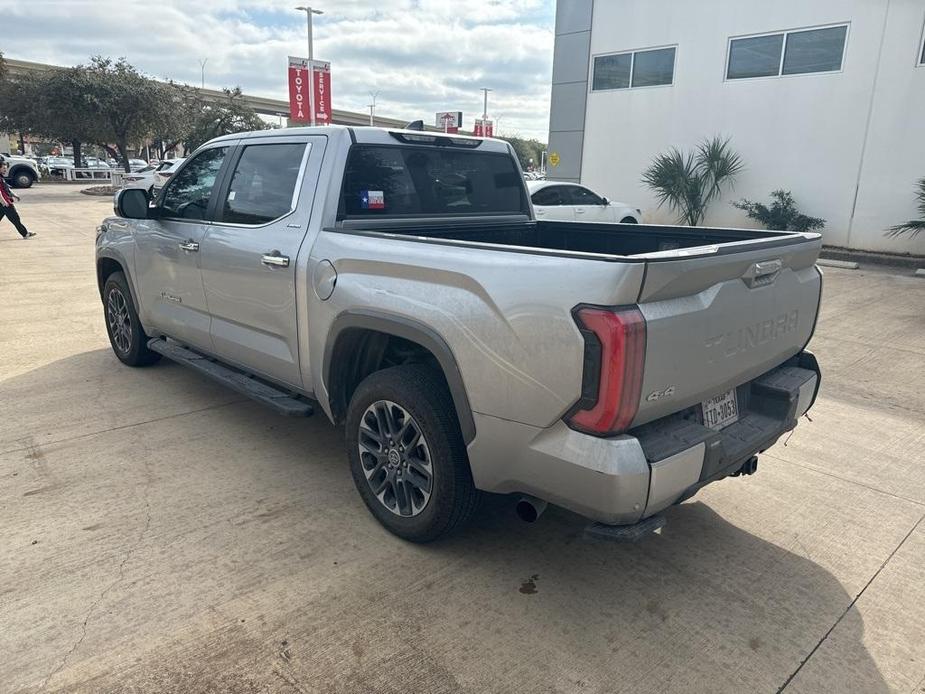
[288,56,332,125]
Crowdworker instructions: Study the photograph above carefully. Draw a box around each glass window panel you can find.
[631,47,676,87]
[592,53,632,90]
[341,145,526,217]
[782,25,847,75]
[160,147,227,220]
[220,143,306,225]
[727,34,784,79]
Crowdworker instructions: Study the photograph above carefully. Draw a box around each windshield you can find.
[340,145,527,218]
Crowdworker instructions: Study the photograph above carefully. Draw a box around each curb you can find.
[819,246,924,270]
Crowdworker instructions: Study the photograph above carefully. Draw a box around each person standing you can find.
[0,160,36,239]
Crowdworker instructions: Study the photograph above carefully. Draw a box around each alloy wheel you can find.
[358,400,434,517]
[107,288,132,354]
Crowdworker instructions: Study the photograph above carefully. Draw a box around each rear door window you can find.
[340,145,527,218]
[218,143,307,225]
[568,186,604,205]
[531,186,568,206]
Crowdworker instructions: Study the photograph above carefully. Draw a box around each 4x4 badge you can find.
[647,386,675,402]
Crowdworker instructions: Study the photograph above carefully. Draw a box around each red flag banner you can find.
[288,56,310,122]
[311,60,332,125]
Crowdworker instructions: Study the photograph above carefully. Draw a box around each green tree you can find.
[0,63,105,167]
[149,81,199,159]
[82,57,163,172]
[886,178,925,238]
[184,87,268,153]
[499,135,546,171]
[642,136,744,226]
[733,190,825,232]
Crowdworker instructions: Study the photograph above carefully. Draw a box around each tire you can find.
[346,365,479,542]
[11,169,35,188]
[619,216,638,224]
[102,271,161,367]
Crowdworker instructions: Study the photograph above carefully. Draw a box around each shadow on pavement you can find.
[1,352,889,694]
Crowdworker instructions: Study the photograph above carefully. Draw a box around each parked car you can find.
[84,157,111,169]
[109,158,148,172]
[0,154,40,188]
[151,158,186,194]
[121,165,158,193]
[527,180,642,223]
[96,126,822,542]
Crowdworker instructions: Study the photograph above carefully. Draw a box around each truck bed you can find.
[338,219,811,259]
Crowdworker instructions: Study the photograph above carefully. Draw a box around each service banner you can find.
[288,56,310,122]
[311,60,332,125]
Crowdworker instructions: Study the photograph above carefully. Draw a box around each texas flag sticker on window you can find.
[360,190,385,209]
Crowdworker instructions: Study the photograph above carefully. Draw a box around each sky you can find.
[2,0,555,140]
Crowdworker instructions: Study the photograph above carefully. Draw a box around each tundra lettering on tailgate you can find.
[705,310,798,359]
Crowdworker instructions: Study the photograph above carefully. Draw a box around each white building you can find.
[547,0,925,254]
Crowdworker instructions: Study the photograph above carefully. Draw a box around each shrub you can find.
[732,190,825,232]
[886,178,925,238]
[641,136,744,226]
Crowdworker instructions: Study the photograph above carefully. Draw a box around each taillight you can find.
[566,306,646,436]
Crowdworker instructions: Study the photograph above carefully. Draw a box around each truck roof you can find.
[207,125,512,154]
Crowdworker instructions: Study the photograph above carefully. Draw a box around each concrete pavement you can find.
[1,185,923,693]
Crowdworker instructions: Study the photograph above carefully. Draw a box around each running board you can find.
[147,338,314,417]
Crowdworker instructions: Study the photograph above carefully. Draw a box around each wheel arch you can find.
[323,310,476,444]
[96,253,142,312]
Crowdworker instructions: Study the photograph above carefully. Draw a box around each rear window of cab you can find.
[339,145,527,218]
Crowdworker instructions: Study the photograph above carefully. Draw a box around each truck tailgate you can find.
[633,234,822,427]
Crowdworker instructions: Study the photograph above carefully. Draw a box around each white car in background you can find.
[121,165,159,193]
[527,181,642,224]
[152,158,185,194]
[122,158,185,196]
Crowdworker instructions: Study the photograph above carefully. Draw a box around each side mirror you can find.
[601,197,609,206]
[115,188,149,219]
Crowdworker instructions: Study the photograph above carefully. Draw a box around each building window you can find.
[592,46,676,91]
[727,24,848,80]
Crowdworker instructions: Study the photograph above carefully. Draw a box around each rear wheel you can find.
[103,271,161,367]
[620,216,638,224]
[346,365,479,542]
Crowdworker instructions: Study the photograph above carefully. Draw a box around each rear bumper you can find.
[467,351,820,525]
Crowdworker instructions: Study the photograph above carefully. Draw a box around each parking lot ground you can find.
[1,185,924,693]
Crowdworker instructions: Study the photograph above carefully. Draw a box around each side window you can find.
[160,147,228,220]
[569,186,604,205]
[219,143,307,225]
[531,187,565,206]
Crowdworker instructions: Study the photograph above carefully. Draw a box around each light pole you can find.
[295,6,323,126]
[480,87,492,121]
[198,58,207,89]
[368,91,379,126]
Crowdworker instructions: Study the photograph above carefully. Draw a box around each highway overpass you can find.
[2,57,415,128]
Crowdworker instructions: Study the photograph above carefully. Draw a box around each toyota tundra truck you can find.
[95,126,822,542]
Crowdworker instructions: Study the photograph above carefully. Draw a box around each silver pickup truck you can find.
[96,126,822,541]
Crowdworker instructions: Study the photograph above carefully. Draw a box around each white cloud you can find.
[5,0,554,139]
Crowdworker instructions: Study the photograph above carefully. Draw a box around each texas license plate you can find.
[701,389,739,430]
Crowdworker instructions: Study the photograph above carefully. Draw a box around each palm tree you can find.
[886,178,925,238]
[642,136,744,226]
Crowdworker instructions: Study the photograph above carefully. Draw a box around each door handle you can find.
[178,240,199,252]
[261,251,290,268]
[575,208,586,214]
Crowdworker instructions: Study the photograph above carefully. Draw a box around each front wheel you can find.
[346,365,479,542]
[103,271,161,367]
[619,216,638,224]
[12,170,35,188]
